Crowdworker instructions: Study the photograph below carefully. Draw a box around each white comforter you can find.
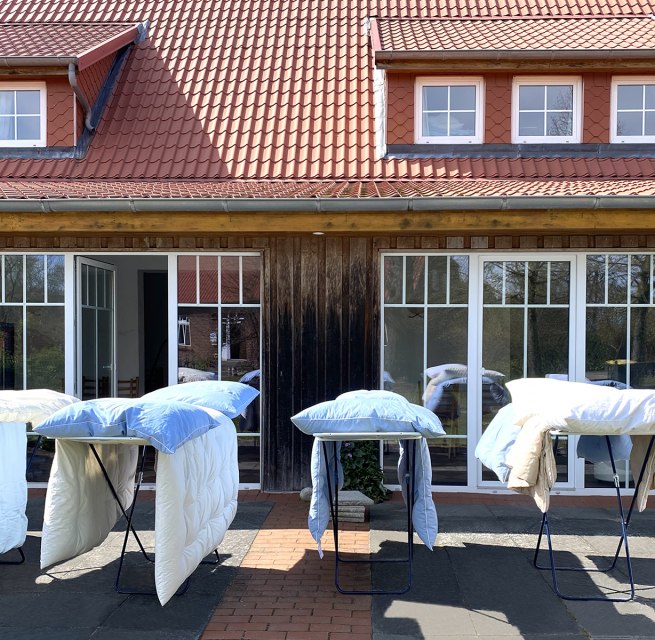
[0,423,28,554]
[479,379,655,512]
[40,424,239,605]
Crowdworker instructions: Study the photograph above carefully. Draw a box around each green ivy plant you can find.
[340,440,390,503]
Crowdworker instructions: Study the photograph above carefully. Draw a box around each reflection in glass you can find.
[199,255,218,304]
[631,254,651,304]
[608,255,629,304]
[177,255,196,304]
[519,85,544,110]
[585,307,627,384]
[505,261,525,304]
[5,255,23,303]
[526,308,569,377]
[221,256,239,303]
[47,255,65,303]
[26,255,44,303]
[238,436,260,483]
[242,256,261,303]
[450,256,469,304]
[16,116,40,140]
[177,306,218,382]
[0,307,22,390]
[483,261,503,304]
[618,84,643,110]
[405,256,424,304]
[630,308,655,388]
[586,255,605,304]
[384,256,403,303]
[27,307,64,391]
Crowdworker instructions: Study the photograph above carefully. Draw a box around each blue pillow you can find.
[124,401,222,454]
[141,380,259,419]
[34,398,134,437]
[475,404,520,483]
[291,390,445,438]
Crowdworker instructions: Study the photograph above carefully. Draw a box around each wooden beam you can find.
[1,209,655,235]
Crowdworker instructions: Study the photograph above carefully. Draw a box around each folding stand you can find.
[315,431,421,595]
[534,433,655,602]
[69,437,219,597]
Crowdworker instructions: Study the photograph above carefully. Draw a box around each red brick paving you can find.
[201,492,372,640]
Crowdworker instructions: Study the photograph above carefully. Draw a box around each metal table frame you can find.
[533,432,655,602]
[315,431,422,595]
[54,436,219,596]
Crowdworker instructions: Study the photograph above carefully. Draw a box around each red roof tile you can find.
[373,16,655,54]
[0,22,142,69]
[0,1,654,199]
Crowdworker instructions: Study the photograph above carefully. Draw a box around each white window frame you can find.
[415,77,484,144]
[0,82,47,147]
[610,76,655,143]
[512,76,582,144]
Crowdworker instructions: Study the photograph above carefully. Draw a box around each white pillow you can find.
[0,389,80,426]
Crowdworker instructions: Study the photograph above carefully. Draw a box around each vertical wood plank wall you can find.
[263,235,380,491]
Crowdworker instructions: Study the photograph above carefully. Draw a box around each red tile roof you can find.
[0,0,654,201]
[373,16,655,54]
[0,22,142,69]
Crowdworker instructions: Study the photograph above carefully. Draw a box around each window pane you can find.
[505,261,525,305]
[646,111,655,136]
[617,111,642,136]
[586,307,627,383]
[16,115,40,140]
[26,307,64,391]
[630,309,655,389]
[222,307,259,381]
[427,256,447,304]
[450,85,475,110]
[384,256,403,303]
[617,84,643,110]
[547,111,572,136]
[177,306,217,381]
[15,90,40,114]
[383,307,424,404]
[237,436,260,483]
[0,308,23,390]
[527,308,569,377]
[5,255,23,303]
[546,85,573,110]
[450,256,469,304]
[0,92,13,115]
[242,256,261,304]
[405,256,424,304]
[26,255,44,303]
[526,261,548,304]
[519,111,544,137]
[427,307,468,370]
[221,256,240,303]
[450,112,475,136]
[646,85,655,109]
[0,116,15,140]
[423,86,448,111]
[483,261,503,304]
[608,255,629,304]
[47,255,65,303]
[631,255,651,304]
[423,112,447,137]
[587,255,605,304]
[199,255,218,304]
[519,85,544,110]
[550,262,570,304]
[177,255,196,304]
[483,307,524,380]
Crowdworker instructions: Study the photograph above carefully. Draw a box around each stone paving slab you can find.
[0,494,272,640]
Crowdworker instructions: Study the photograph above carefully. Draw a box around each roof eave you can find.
[0,194,653,213]
[374,49,655,66]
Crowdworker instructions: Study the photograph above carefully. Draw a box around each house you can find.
[3,0,655,494]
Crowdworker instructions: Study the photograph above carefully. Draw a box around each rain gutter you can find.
[0,195,654,213]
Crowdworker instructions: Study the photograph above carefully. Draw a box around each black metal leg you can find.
[324,438,416,595]
[0,546,25,565]
[533,434,650,602]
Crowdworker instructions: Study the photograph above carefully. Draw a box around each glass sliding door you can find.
[479,257,574,486]
[382,254,470,485]
[177,253,262,485]
[76,258,116,399]
[584,254,655,489]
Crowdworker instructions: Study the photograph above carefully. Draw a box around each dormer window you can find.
[611,77,655,143]
[512,77,581,143]
[415,77,483,144]
[0,83,46,147]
